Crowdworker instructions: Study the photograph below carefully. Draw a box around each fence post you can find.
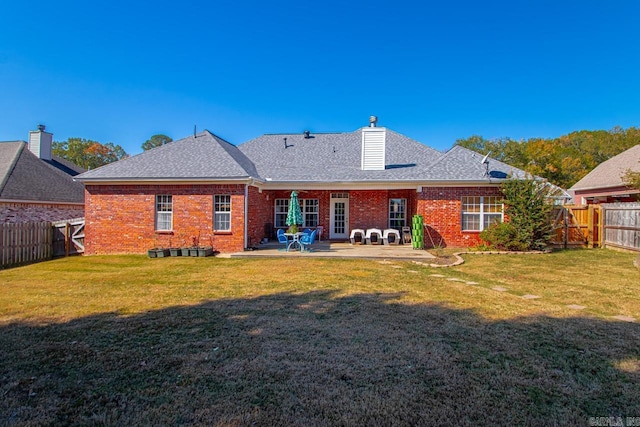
[65,222,70,257]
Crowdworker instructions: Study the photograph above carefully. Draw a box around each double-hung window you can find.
[274,198,319,227]
[461,196,503,231]
[301,199,319,227]
[214,195,231,231]
[389,198,406,230]
[156,195,173,231]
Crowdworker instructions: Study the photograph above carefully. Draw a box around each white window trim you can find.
[388,198,407,229]
[214,195,232,232]
[461,196,504,232]
[155,194,173,231]
[274,198,319,228]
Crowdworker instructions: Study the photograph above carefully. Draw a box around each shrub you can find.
[480,222,529,251]
[480,177,554,251]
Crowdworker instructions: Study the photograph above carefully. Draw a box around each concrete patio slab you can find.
[222,241,436,261]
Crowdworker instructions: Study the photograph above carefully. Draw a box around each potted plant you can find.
[180,236,190,256]
[189,235,200,257]
[197,234,214,257]
[148,238,170,258]
[168,237,181,257]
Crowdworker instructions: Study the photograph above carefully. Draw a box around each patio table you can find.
[284,232,305,251]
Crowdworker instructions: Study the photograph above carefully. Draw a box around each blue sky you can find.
[1,0,639,155]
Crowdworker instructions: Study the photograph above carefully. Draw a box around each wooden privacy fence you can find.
[0,221,52,268]
[602,203,640,252]
[551,205,601,248]
[551,203,640,252]
[0,218,85,268]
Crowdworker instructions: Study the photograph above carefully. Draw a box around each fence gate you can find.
[52,218,85,257]
[550,205,601,248]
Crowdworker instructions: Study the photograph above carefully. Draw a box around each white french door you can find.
[330,193,349,240]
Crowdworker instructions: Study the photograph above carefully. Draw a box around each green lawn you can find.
[1,250,639,426]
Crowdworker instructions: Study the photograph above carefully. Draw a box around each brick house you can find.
[76,118,526,254]
[569,144,640,205]
[1,125,85,223]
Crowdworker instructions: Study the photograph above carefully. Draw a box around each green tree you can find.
[53,138,128,170]
[456,126,640,189]
[622,166,640,191]
[142,134,172,151]
[480,177,554,251]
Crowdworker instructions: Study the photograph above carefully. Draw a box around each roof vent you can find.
[361,126,386,170]
[303,130,311,139]
[369,116,378,127]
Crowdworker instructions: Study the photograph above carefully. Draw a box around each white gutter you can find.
[254,180,504,191]
[74,177,255,185]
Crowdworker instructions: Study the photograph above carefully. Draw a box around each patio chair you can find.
[350,229,365,245]
[383,229,401,245]
[302,228,312,236]
[365,228,383,245]
[299,229,317,252]
[276,229,289,250]
[316,225,324,241]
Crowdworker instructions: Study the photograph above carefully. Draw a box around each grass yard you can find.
[1,249,639,426]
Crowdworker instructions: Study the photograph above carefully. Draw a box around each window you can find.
[156,195,173,231]
[214,195,231,231]
[274,198,319,228]
[301,199,319,227]
[275,199,289,228]
[461,196,503,231]
[389,198,406,230]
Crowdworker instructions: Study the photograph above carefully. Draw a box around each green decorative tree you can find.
[53,138,128,170]
[142,134,172,151]
[480,177,554,251]
[622,164,640,191]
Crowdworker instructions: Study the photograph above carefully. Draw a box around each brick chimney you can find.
[28,124,53,160]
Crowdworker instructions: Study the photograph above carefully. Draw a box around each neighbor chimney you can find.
[369,115,378,127]
[28,124,53,160]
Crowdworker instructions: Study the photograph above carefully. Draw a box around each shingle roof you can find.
[75,126,526,184]
[570,144,640,191]
[76,131,257,181]
[0,141,85,203]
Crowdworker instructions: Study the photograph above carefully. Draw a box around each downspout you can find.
[244,178,257,249]
[244,180,251,249]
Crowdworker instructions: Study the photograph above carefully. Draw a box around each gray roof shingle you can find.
[0,141,85,203]
[75,126,526,184]
[76,131,256,181]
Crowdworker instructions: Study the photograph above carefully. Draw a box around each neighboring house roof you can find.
[570,144,640,192]
[0,141,85,203]
[45,155,87,176]
[76,131,257,181]
[77,127,526,185]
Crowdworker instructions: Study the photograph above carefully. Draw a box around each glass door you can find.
[330,193,349,239]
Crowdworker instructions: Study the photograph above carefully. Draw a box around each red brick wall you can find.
[84,184,246,254]
[417,186,502,248]
[1,201,84,223]
[348,190,415,231]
